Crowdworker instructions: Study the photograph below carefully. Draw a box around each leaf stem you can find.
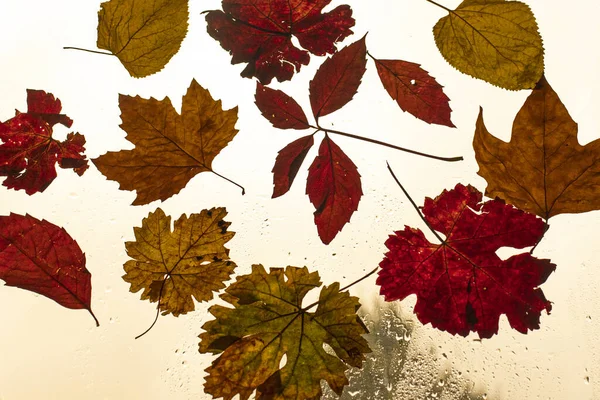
[312,125,463,162]
[211,170,246,195]
[63,47,115,56]
[530,219,550,255]
[423,0,452,12]
[135,280,166,339]
[89,309,100,327]
[387,162,445,243]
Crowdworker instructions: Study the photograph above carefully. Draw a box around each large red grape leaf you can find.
[255,83,310,130]
[205,0,355,84]
[0,90,88,194]
[272,135,314,198]
[123,207,236,318]
[306,136,362,244]
[373,58,454,127]
[376,183,555,338]
[309,36,367,120]
[0,213,97,326]
[93,79,239,205]
[199,265,370,400]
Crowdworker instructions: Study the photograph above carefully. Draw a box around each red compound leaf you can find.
[377,183,555,338]
[205,0,355,84]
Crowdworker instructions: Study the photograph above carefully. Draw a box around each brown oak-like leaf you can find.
[373,58,454,127]
[474,76,600,219]
[307,136,362,244]
[199,265,370,400]
[0,213,97,325]
[0,90,88,194]
[123,207,236,318]
[377,183,554,338]
[272,135,314,198]
[255,84,310,130]
[309,36,367,120]
[93,79,239,205]
[205,0,355,84]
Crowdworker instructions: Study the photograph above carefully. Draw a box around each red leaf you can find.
[309,36,367,120]
[0,213,98,326]
[272,135,314,198]
[0,90,88,195]
[374,59,454,127]
[25,89,73,128]
[376,184,554,338]
[306,136,362,244]
[255,83,310,130]
[206,0,355,84]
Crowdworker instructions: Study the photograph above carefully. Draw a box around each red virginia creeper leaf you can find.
[307,136,362,244]
[0,90,88,194]
[373,59,454,127]
[377,183,555,338]
[255,83,310,130]
[206,0,355,84]
[0,213,98,326]
[272,135,314,198]
[309,36,367,120]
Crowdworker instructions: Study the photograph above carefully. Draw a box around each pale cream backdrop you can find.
[1,0,599,399]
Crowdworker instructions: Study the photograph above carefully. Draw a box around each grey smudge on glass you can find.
[322,297,494,400]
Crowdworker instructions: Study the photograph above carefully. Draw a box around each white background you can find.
[1,0,599,399]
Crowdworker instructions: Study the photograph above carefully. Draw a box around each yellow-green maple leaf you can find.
[199,265,370,400]
[97,0,188,77]
[433,0,543,90]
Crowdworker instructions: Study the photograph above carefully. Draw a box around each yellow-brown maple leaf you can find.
[474,76,600,219]
[123,207,236,319]
[93,79,239,205]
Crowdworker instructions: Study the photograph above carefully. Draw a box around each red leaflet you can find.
[0,213,98,326]
[306,136,362,244]
[206,0,355,84]
[255,83,310,130]
[377,184,554,338]
[0,90,88,194]
[374,59,454,127]
[272,135,314,198]
[309,36,367,120]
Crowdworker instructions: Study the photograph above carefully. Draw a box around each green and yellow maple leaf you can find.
[433,0,544,90]
[199,265,371,400]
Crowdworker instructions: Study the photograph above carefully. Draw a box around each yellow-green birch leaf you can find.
[433,0,544,90]
[97,0,188,78]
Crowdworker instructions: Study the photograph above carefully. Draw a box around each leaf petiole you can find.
[211,170,246,195]
[63,47,115,56]
[423,0,452,12]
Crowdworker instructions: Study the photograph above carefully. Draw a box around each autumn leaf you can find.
[0,213,98,326]
[272,135,314,198]
[123,207,236,323]
[93,79,240,205]
[97,0,188,78]
[433,0,544,90]
[309,36,367,120]
[372,57,454,127]
[0,89,88,194]
[377,183,555,338]
[205,0,355,84]
[473,76,600,219]
[199,265,370,400]
[307,136,362,244]
[255,84,310,130]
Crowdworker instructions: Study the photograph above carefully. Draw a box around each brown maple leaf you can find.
[474,76,600,219]
[93,79,241,205]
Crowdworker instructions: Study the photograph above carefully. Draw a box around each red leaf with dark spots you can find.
[255,83,310,130]
[309,36,367,120]
[0,90,87,194]
[377,184,554,338]
[306,136,362,244]
[374,59,454,127]
[0,213,98,326]
[206,0,355,84]
[272,135,314,198]
[25,89,73,128]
